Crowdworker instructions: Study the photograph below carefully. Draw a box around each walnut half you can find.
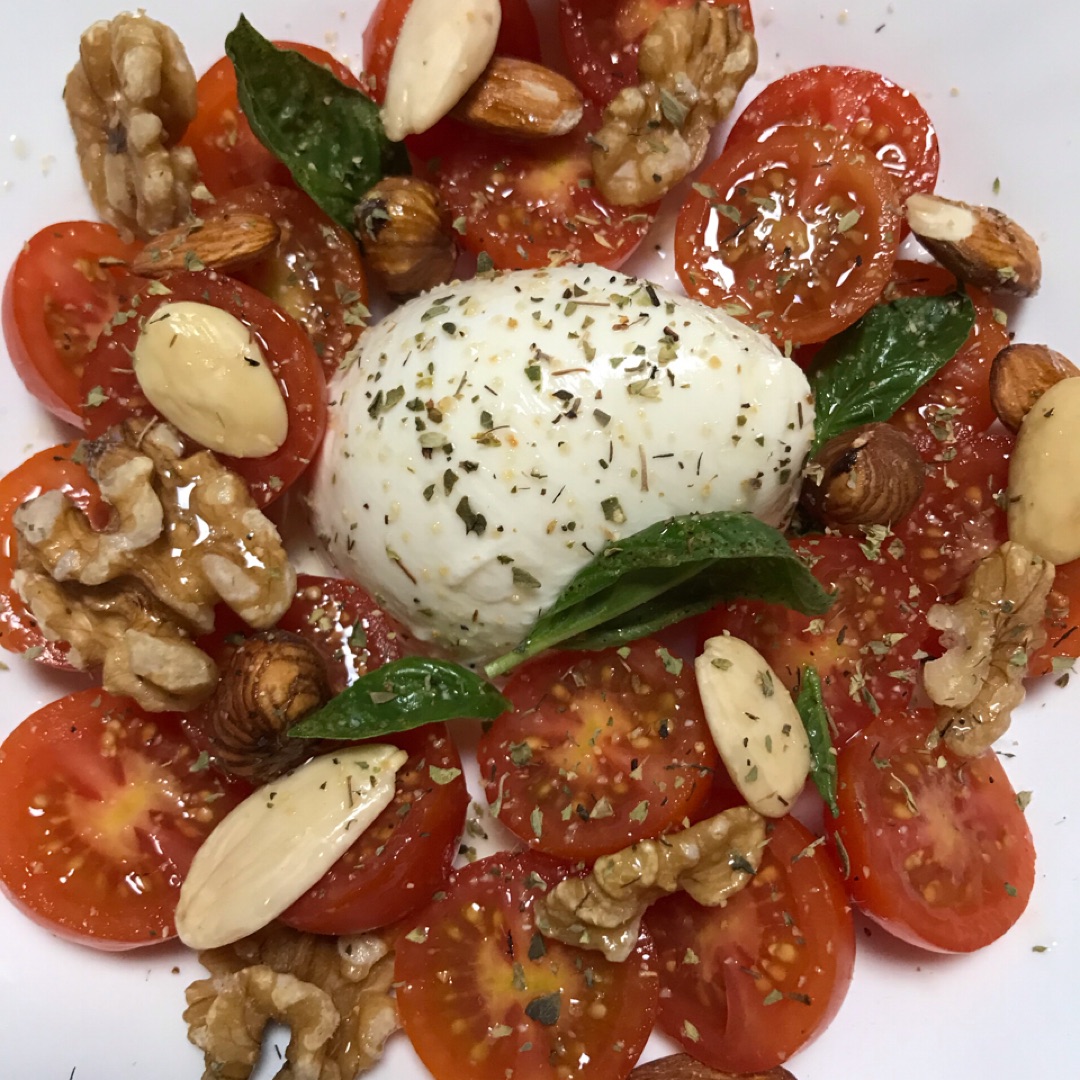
[64,12,200,237]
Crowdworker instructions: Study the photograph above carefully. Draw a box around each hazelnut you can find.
[990,342,1079,432]
[207,631,331,782]
[356,176,457,298]
[800,423,924,528]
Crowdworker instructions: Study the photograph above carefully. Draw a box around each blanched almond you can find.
[132,211,279,276]
[990,343,1079,432]
[453,56,584,138]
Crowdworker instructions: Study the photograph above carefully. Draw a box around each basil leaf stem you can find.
[796,665,839,817]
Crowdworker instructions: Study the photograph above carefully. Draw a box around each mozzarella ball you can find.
[309,265,814,661]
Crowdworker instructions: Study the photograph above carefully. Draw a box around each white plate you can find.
[0,2,1077,1078]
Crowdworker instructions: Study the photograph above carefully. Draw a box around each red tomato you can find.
[79,272,327,507]
[436,98,656,270]
[1031,558,1080,677]
[281,724,468,935]
[181,44,365,197]
[894,430,1012,601]
[0,689,243,949]
[725,66,940,205]
[647,815,855,1072]
[699,534,931,747]
[395,850,659,1080]
[827,707,1035,952]
[886,261,1009,458]
[203,184,369,379]
[0,443,107,667]
[477,639,717,861]
[2,221,143,426]
[675,125,902,347]
[559,0,755,105]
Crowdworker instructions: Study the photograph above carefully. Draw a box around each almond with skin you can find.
[905,192,1041,295]
[630,1056,796,1080]
[990,343,1079,432]
[453,56,584,138]
[133,211,280,276]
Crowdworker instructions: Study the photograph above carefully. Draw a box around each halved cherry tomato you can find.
[0,689,244,949]
[894,429,1012,602]
[181,44,365,197]
[1031,558,1080,676]
[675,125,902,346]
[477,639,717,861]
[725,66,940,205]
[886,260,1009,458]
[203,184,369,379]
[699,534,931,746]
[79,272,327,506]
[395,850,659,1080]
[559,0,754,105]
[2,221,143,426]
[0,443,107,667]
[647,814,855,1072]
[437,99,656,270]
[281,723,468,935]
[827,706,1035,952]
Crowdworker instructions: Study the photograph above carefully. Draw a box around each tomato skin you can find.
[281,724,468,935]
[675,125,902,346]
[436,98,656,270]
[699,534,932,747]
[0,689,244,949]
[827,707,1035,952]
[79,272,327,507]
[0,443,108,667]
[181,44,364,197]
[395,850,659,1080]
[647,814,855,1072]
[559,0,754,106]
[204,184,369,380]
[725,66,940,206]
[3,221,143,426]
[478,640,716,861]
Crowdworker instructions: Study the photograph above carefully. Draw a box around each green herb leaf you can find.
[226,16,410,233]
[524,991,562,1026]
[485,512,833,677]
[796,665,839,818]
[288,658,509,740]
[808,293,976,452]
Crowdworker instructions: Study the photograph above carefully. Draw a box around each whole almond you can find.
[906,192,1041,296]
[630,1055,796,1080]
[990,343,1079,432]
[453,56,584,138]
[133,212,280,276]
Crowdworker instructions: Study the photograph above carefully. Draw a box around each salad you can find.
[0,1,1078,1079]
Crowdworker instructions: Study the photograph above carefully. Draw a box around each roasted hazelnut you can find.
[356,176,457,297]
[207,631,331,782]
[800,423,924,528]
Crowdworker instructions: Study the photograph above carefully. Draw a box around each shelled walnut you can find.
[13,420,295,712]
[64,12,200,237]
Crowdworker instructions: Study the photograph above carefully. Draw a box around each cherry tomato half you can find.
[827,707,1036,952]
[2,221,143,426]
[675,124,902,346]
[395,850,659,1080]
[478,639,717,860]
[0,689,243,949]
[79,272,327,507]
[1031,558,1080,677]
[647,814,855,1072]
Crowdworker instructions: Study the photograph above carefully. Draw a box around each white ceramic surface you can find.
[0,2,1077,1078]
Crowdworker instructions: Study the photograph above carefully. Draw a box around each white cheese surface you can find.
[309,265,814,661]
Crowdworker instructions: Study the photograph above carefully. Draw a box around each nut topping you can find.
[905,193,1042,296]
[989,343,1079,432]
[453,56,584,138]
[799,423,925,528]
[132,211,280,276]
[630,1057,797,1080]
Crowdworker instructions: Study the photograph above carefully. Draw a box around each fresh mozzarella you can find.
[309,264,814,661]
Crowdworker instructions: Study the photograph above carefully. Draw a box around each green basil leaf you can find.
[796,665,838,818]
[485,512,834,678]
[808,293,976,452]
[225,16,410,232]
[289,658,509,740]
